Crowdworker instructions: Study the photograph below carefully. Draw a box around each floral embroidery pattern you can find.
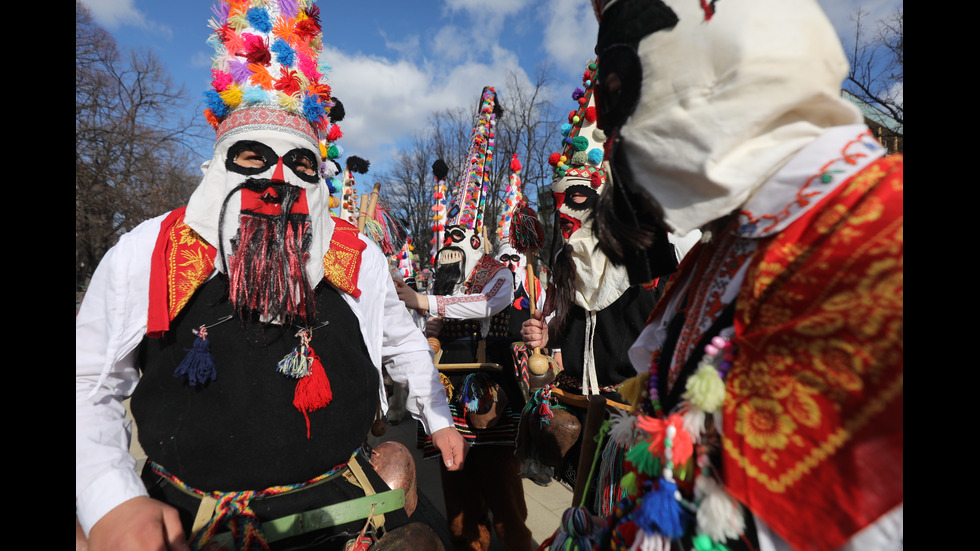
[721,155,903,549]
[167,221,216,321]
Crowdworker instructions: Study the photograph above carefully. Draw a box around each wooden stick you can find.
[526,260,541,354]
[572,394,608,507]
[366,182,381,219]
[356,193,369,233]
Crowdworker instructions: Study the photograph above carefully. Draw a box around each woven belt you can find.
[150,452,405,549]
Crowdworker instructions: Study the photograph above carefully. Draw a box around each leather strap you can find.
[346,456,387,531]
[209,488,405,547]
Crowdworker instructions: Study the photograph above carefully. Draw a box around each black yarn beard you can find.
[547,243,578,342]
[432,261,463,296]
[593,137,678,285]
[221,181,316,325]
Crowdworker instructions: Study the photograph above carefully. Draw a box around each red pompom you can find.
[548,153,561,166]
[585,106,597,122]
[590,171,603,188]
[327,124,343,142]
[510,153,522,172]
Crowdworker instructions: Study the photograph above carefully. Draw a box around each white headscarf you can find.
[598,0,863,235]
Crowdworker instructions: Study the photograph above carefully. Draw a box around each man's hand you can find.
[88,496,189,551]
[425,316,444,339]
[393,276,429,311]
[430,426,468,471]
[521,311,548,349]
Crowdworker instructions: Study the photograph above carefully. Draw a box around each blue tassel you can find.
[174,326,217,387]
[459,373,493,413]
[633,477,688,539]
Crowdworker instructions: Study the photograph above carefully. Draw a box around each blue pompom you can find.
[588,148,604,165]
[246,7,272,33]
[303,92,328,125]
[174,334,217,387]
[203,90,228,117]
[633,478,688,539]
[561,123,573,138]
[241,86,270,104]
[272,39,296,67]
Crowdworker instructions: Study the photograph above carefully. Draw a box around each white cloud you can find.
[540,0,599,78]
[80,0,144,28]
[444,0,525,17]
[321,40,530,175]
[80,0,173,39]
[816,0,902,49]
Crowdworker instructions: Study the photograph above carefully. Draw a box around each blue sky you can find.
[80,0,901,176]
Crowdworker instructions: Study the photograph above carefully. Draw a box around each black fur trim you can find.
[432,159,449,181]
[329,98,345,122]
[346,156,370,174]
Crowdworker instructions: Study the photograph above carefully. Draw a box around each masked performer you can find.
[394,88,532,551]
[588,1,903,549]
[75,3,464,550]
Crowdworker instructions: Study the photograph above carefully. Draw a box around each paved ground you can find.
[125,400,573,550]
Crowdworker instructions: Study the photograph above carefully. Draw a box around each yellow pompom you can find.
[329,196,339,209]
[617,373,648,406]
[682,364,726,413]
[219,85,243,108]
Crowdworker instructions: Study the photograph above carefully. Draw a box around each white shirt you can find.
[75,211,454,535]
[428,266,513,333]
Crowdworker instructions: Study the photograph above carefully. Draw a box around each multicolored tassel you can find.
[549,507,598,550]
[279,328,333,438]
[174,325,217,386]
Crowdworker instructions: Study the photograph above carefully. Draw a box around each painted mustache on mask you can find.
[218,179,315,324]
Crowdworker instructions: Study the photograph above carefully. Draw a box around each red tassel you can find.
[292,349,332,438]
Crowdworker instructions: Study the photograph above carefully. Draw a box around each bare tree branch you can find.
[76,1,204,289]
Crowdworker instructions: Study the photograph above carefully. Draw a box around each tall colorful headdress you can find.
[396,238,419,282]
[496,154,523,243]
[430,159,450,264]
[549,61,607,188]
[203,0,341,148]
[446,87,500,235]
